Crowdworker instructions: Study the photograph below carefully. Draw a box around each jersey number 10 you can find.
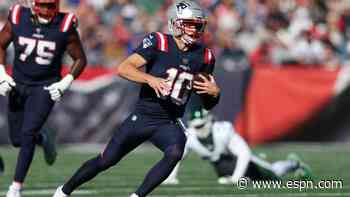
[18,36,56,66]
[166,68,193,105]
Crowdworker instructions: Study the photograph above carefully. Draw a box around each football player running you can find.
[53,1,220,197]
[163,109,313,185]
[0,0,86,196]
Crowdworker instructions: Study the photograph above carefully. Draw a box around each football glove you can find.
[45,74,74,101]
[0,64,15,96]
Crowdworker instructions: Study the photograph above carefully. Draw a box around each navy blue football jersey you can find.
[134,32,215,118]
[8,4,78,85]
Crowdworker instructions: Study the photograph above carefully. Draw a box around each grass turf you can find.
[0,143,348,197]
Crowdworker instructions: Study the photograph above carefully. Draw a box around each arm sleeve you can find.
[186,131,212,159]
[67,14,79,33]
[133,33,158,63]
[7,4,21,26]
[228,131,251,182]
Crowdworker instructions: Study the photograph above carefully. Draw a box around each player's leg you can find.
[287,153,313,180]
[6,87,26,197]
[270,160,299,177]
[0,154,4,175]
[134,122,186,197]
[248,155,283,180]
[8,87,25,148]
[56,113,151,196]
[162,162,180,185]
[36,127,57,166]
[211,154,237,184]
[162,137,191,185]
[8,86,54,194]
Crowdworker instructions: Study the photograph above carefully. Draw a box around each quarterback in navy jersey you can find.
[53,1,220,197]
[0,0,86,196]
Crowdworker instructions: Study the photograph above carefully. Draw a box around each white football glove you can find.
[45,74,74,101]
[0,64,15,96]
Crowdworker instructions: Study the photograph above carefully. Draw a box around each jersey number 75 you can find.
[18,36,56,66]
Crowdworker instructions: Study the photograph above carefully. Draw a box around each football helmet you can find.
[168,0,207,45]
[188,108,213,139]
[32,0,59,24]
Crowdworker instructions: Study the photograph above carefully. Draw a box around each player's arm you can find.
[0,21,16,96]
[227,127,251,183]
[0,21,13,65]
[66,29,87,79]
[46,29,87,101]
[116,53,171,98]
[186,130,212,159]
[193,53,220,110]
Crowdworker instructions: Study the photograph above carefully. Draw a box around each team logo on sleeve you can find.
[143,35,153,49]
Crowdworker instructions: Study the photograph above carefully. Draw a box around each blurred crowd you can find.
[1,0,350,71]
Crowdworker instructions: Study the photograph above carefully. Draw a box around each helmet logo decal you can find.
[143,37,153,49]
[176,1,190,13]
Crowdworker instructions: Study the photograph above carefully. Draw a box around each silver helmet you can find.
[168,0,207,45]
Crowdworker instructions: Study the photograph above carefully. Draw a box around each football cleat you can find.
[41,128,57,166]
[6,186,21,197]
[287,153,313,180]
[53,186,68,197]
[162,178,180,185]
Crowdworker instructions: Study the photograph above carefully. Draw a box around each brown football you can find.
[193,72,211,83]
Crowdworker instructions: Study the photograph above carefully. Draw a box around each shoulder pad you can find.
[60,13,78,33]
[154,32,169,52]
[213,121,233,131]
[204,48,215,65]
[9,4,22,25]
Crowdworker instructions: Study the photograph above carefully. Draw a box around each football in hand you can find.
[193,72,211,83]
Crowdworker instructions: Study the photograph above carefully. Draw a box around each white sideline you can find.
[152,193,350,197]
[0,189,96,196]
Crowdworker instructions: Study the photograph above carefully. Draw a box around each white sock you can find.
[58,186,68,197]
[130,193,139,197]
[10,182,22,190]
[271,160,298,176]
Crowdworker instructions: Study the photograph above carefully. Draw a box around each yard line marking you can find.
[150,194,350,197]
[0,189,97,196]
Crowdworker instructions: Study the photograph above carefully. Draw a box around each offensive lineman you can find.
[0,1,86,196]
[53,1,220,197]
[163,109,313,185]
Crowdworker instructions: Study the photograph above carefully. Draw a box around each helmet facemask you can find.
[172,18,207,45]
[33,0,59,24]
[168,1,207,46]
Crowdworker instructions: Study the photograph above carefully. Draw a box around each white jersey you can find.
[185,121,251,181]
[186,121,242,160]
[165,121,297,184]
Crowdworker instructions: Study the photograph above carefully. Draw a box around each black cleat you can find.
[41,128,57,166]
[0,155,4,175]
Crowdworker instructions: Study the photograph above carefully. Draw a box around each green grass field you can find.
[0,143,348,197]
